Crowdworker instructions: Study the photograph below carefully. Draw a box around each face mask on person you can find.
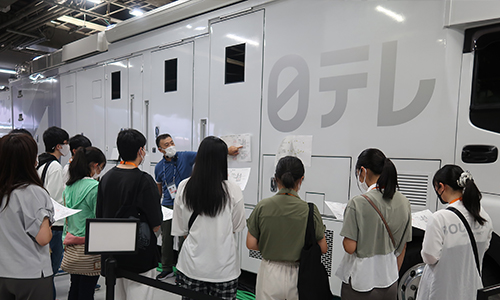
[59,144,70,157]
[92,165,102,180]
[164,146,177,158]
[357,168,369,193]
[435,185,447,205]
[139,148,146,166]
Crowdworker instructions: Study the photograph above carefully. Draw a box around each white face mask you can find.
[164,146,177,158]
[60,144,70,157]
[357,168,369,193]
[92,165,102,179]
[139,148,146,166]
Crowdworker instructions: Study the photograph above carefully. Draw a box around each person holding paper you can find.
[171,136,245,300]
[246,156,327,300]
[0,133,54,300]
[154,133,241,280]
[417,165,493,300]
[62,146,106,300]
[335,148,412,300]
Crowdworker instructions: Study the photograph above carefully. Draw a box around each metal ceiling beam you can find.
[41,0,122,23]
[0,2,49,30]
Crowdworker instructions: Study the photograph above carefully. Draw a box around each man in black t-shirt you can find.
[96,129,162,300]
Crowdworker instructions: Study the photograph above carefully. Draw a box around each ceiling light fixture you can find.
[87,0,102,3]
[57,15,107,31]
[130,9,144,17]
[0,68,16,75]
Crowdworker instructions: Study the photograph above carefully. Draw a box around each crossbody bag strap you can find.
[447,206,481,275]
[361,194,396,248]
[188,211,199,232]
[40,160,54,186]
[304,203,316,246]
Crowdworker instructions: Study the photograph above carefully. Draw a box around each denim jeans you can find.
[50,228,64,300]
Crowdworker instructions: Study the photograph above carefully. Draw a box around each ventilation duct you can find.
[105,0,243,43]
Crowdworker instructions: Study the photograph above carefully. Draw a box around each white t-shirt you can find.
[171,178,246,282]
[37,160,65,226]
[417,200,493,300]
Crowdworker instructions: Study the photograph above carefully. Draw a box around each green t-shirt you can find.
[247,188,326,262]
[340,189,412,258]
[62,178,99,239]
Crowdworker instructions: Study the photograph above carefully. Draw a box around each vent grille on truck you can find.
[398,174,428,208]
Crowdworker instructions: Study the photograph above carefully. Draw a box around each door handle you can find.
[462,145,498,164]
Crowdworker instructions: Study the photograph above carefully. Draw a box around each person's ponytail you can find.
[67,146,106,186]
[378,158,398,199]
[356,149,398,199]
[460,173,486,225]
[275,156,305,190]
[433,166,487,225]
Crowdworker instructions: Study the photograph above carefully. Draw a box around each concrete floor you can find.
[54,271,181,300]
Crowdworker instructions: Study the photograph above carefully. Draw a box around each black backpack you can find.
[297,203,333,300]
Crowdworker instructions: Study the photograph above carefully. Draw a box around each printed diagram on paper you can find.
[221,134,252,162]
[411,209,433,231]
[275,135,313,167]
[228,168,251,191]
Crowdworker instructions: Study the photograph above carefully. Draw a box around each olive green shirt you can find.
[340,189,412,258]
[247,188,326,262]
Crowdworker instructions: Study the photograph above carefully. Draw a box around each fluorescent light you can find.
[226,34,259,46]
[87,0,102,3]
[130,9,144,17]
[376,6,405,23]
[0,68,16,75]
[57,15,107,31]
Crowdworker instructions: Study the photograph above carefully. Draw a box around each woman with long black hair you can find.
[62,146,106,300]
[0,133,54,300]
[335,148,412,300]
[416,165,493,300]
[171,136,245,300]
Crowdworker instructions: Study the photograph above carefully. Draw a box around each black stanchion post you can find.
[105,256,117,300]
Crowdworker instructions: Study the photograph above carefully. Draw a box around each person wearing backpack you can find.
[37,126,70,300]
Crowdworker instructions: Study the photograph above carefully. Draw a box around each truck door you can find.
[456,25,500,234]
[208,10,264,205]
[150,42,194,155]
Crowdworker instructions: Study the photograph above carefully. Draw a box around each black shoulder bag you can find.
[297,203,333,300]
[447,207,481,275]
[115,173,151,251]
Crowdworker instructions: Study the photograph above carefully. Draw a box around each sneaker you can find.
[156,269,175,280]
[95,284,101,291]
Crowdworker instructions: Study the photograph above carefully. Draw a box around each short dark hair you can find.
[155,133,172,148]
[117,129,146,161]
[9,128,32,136]
[275,156,305,189]
[43,126,69,152]
[69,134,92,154]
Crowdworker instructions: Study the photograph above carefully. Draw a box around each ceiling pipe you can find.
[0,2,50,30]
[6,29,43,40]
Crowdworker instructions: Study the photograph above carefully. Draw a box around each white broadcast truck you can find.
[4,0,500,298]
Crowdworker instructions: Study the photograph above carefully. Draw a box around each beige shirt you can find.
[247,188,325,262]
